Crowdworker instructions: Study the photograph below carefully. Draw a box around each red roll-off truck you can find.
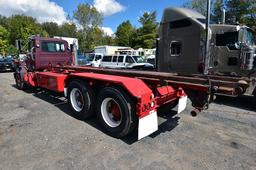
[13,36,248,140]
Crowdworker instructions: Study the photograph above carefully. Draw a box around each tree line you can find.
[0,0,255,56]
[0,3,157,56]
[184,0,256,30]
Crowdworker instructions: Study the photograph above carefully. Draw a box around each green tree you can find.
[183,0,208,16]
[76,27,105,51]
[0,15,9,29]
[73,3,103,51]
[41,22,78,38]
[183,0,222,23]
[59,22,77,37]
[102,35,116,46]
[41,22,60,37]
[135,11,158,49]
[115,20,135,47]
[8,15,48,50]
[183,0,256,31]
[0,25,9,55]
[6,45,18,55]
[225,0,256,31]
[225,0,250,24]
[212,0,223,23]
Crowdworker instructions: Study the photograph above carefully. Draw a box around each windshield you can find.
[87,54,95,61]
[243,29,255,46]
[77,50,85,59]
[216,31,239,50]
[132,56,146,63]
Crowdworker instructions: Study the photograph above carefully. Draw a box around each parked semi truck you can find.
[13,35,248,139]
[158,7,256,96]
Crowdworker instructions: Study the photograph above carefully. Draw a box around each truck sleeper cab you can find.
[158,7,256,96]
[158,8,255,76]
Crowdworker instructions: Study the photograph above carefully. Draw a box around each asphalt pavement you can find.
[0,72,255,170]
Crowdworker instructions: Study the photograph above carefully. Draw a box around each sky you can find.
[0,0,188,35]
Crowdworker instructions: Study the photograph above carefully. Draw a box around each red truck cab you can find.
[25,36,71,71]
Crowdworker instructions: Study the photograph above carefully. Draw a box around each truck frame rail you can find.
[54,65,250,111]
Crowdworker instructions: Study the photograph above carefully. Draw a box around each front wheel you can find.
[96,87,137,138]
[14,69,25,90]
[67,80,95,120]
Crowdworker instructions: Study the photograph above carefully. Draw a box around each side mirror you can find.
[235,42,241,49]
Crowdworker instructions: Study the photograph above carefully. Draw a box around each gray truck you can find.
[158,8,255,96]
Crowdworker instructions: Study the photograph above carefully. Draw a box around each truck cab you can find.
[25,36,71,71]
[158,8,206,74]
[85,53,103,67]
[210,25,255,76]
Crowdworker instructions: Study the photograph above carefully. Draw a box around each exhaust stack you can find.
[221,7,225,24]
[221,0,225,24]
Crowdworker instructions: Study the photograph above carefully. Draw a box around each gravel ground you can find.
[0,72,255,170]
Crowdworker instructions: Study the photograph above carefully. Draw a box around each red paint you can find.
[69,72,156,118]
[35,72,67,92]
[155,86,178,107]
[156,86,175,96]
[23,70,185,119]
[110,101,121,121]
[25,37,71,71]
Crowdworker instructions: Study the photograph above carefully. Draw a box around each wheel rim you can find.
[70,88,84,112]
[101,98,122,128]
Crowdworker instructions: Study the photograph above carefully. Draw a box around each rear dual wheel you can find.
[67,81,137,138]
[96,87,137,138]
[67,80,95,120]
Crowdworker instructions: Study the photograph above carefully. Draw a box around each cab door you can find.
[92,54,102,67]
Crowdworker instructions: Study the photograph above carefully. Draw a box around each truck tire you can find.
[14,69,25,90]
[67,80,95,120]
[96,87,137,138]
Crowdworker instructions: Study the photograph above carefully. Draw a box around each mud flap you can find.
[138,110,158,140]
[178,95,188,113]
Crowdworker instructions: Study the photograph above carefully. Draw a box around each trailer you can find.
[14,36,250,140]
